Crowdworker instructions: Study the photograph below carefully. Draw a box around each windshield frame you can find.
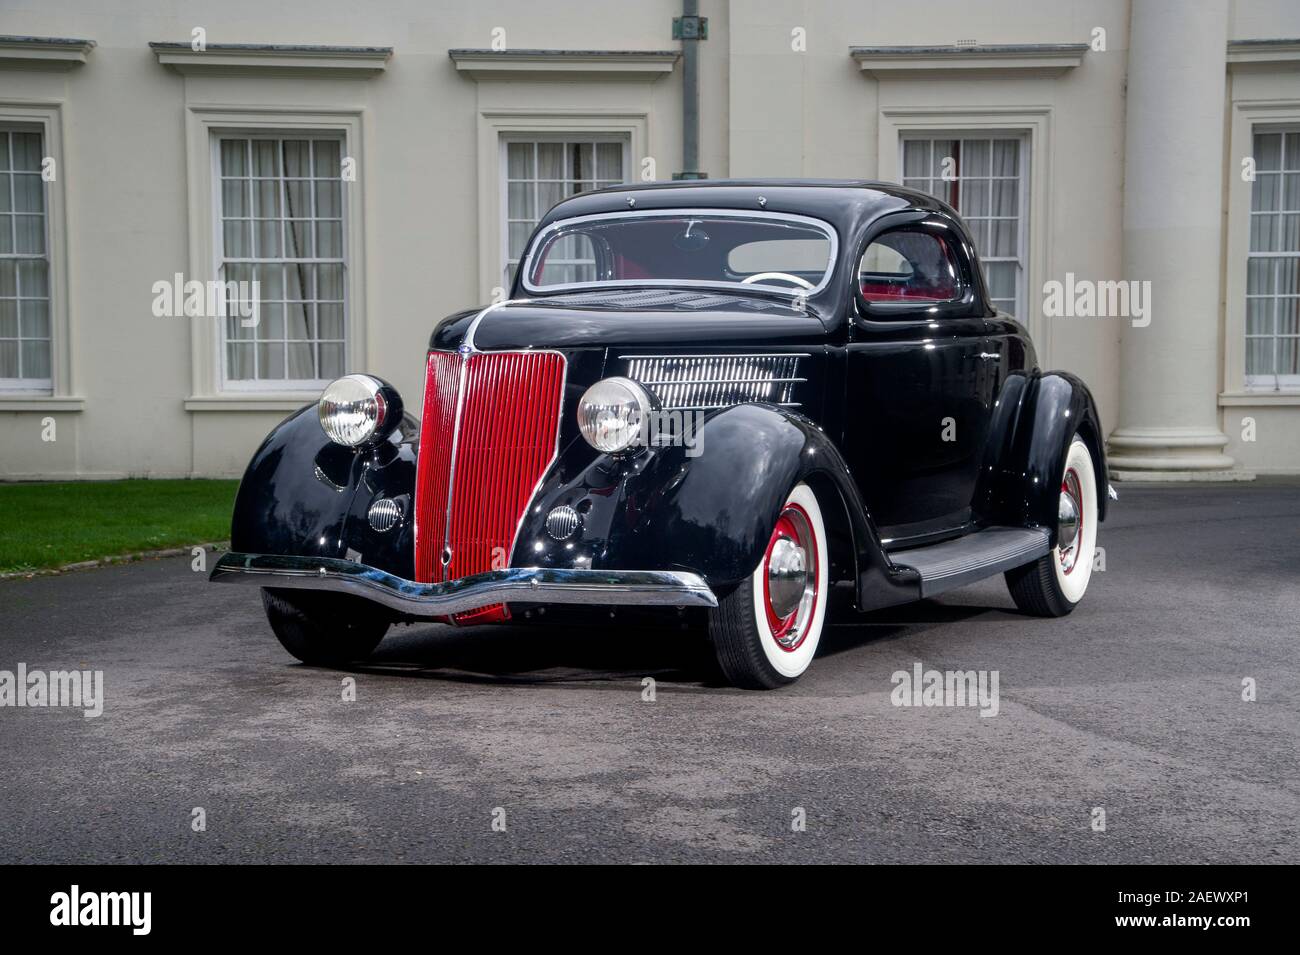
[518,207,841,299]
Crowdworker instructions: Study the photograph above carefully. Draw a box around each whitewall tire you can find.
[709,482,830,688]
[1005,436,1099,616]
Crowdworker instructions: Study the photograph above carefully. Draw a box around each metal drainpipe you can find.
[674,0,706,179]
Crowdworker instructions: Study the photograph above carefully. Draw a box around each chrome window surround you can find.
[519,208,840,299]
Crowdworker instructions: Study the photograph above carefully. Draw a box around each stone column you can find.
[1108,0,1247,479]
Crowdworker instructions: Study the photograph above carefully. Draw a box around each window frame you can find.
[0,124,53,392]
[1242,123,1300,390]
[499,132,631,291]
[474,110,647,302]
[898,132,1030,319]
[212,130,349,392]
[878,107,1051,358]
[0,105,69,402]
[1222,100,1300,400]
[183,106,366,406]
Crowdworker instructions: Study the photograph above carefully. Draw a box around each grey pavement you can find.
[1,481,1297,863]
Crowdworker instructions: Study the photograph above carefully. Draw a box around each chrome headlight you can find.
[577,377,653,454]
[318,374,402,448]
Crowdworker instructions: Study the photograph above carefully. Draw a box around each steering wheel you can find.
[740,272,814,290]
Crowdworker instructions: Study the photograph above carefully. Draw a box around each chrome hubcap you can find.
[767,537,807,619]
[763,504,819,652]
[1058,469,1083,573]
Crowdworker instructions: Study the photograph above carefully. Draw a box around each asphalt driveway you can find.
[1,481,1297,863]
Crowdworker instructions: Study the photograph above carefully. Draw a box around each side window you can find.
[534,232,600,286]
[858,230,961,303]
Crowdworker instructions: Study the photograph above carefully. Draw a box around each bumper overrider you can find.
[210,552,718,617]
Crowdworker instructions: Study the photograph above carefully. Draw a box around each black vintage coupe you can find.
[212,180,1110,688]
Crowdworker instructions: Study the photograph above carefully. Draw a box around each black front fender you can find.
[513,404,920,609]
[229,406,420,578]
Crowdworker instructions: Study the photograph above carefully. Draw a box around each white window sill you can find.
[0,396,86,411]
[185,395,317,412]
[1219,390,1300,406]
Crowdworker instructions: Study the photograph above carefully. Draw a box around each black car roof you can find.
[536,178,954,237]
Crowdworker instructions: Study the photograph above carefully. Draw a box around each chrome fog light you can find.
[367,498,403,533]
[545,504,581,540]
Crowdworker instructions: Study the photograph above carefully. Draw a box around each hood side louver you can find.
[622,353,808,411]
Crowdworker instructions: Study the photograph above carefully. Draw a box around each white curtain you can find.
[219,136,346,383]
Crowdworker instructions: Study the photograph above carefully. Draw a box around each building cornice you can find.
[149,42,392,77]
[850,43,1087,78]
[448,48,680,78]
[0,35,95,70]
[1227,38,1300,72]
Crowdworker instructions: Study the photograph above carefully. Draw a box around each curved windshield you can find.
[520,209,837,297]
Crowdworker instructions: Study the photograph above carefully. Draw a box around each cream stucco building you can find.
[1,0,1298,480]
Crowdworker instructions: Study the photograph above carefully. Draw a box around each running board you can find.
[888,527,1051,598]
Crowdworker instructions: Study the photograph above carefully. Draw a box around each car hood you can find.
[429,290,829,352]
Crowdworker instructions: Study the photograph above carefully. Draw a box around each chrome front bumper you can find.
[210,552,718,616]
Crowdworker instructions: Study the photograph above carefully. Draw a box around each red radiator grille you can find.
[413,350,464,584]
[413,350,566,621]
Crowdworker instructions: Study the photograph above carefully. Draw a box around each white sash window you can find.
[1246,128,1300,387]
[216,134,347,387]
[0,128,51,391]
[902,135,1029,318]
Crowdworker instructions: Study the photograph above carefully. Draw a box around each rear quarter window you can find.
[858,231,961,303]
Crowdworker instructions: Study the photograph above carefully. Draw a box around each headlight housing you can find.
[318,374,402,448]
[577,377,654,454]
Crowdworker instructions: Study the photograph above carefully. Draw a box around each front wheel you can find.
[1005,435,1099,616]
[708,483,830,689]
[262,588,389,666]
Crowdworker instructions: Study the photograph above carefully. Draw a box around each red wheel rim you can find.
[761,503,818,652]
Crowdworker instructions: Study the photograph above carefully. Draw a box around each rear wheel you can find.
[262,588,389,666]
[708,483,829,689]
[1005,435,1099,616]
